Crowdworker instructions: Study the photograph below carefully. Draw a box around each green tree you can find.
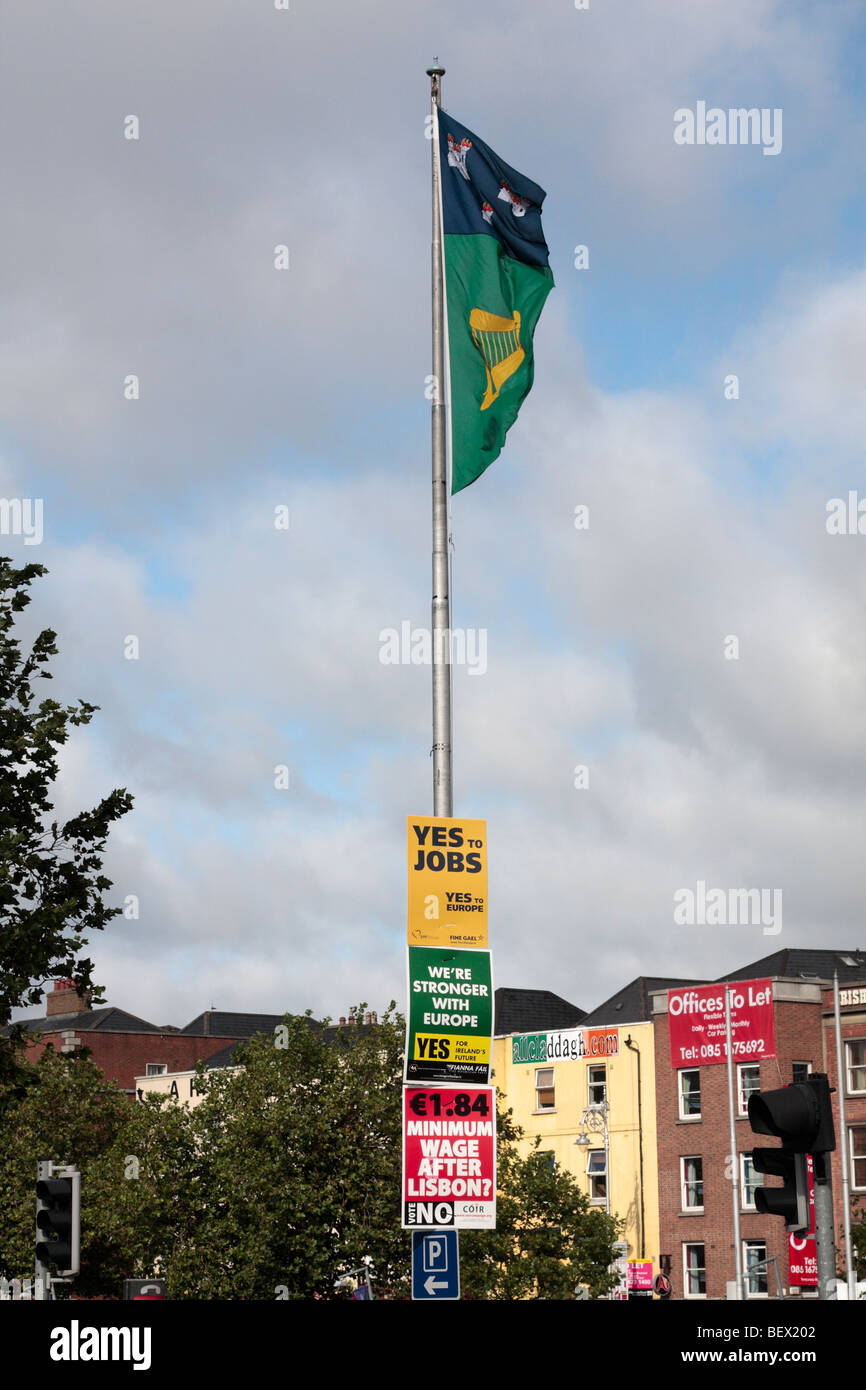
[0,1047,134,1293]
[102,1007,620,1299]
[161,1006,410,1299]
[0,1006,623,1299]
[461,1115,622,1299]
[0,559,133,1092]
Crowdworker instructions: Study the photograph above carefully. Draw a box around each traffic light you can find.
[751,1148,810,1233]
[747,1072,836,1155]
[747,1072,834,1235]
[36,1169,80,1275]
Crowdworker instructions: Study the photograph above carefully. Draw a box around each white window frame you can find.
[588,1063,606,1107]
[534,1066,555,1112]
[791,1060,812,1085]
[845,1040,866,1095]
[586,1148,607,1204]
[680,1155,703,1211]
[850,1125,866,1192]
[737,1062,761,1117]
[145,1063,168,1076]
[740,1152,763,1210]
[678,1069,701,1120]
[682,1242,706,1299]
[743,1239,769,1298]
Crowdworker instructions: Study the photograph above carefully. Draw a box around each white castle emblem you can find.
[447,134,472,181]
[498,181,530,217]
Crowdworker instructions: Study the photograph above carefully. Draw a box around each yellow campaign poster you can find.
[407,816,487,948]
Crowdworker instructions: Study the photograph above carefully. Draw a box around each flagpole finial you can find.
[426,58,445,76]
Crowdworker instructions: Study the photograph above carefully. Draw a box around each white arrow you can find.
[424,1275,449,1295]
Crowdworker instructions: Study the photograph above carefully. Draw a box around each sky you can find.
[3,0,866,1028]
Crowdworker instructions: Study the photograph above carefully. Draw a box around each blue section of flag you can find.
[438,110,550,270]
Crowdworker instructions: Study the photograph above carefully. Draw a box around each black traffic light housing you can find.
[751,1148,810,1233]
[36,1170,80,1275]
[747,1072,834,1235]
[747,1072,836,1155]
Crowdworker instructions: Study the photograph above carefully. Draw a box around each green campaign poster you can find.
[405,946,493,1084]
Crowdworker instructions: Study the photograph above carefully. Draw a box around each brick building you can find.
[822,977,866,1243]
[7,980,288,1097]
[653,948,866,1299]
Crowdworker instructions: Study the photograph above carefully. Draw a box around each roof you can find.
[581,976,707,1026]
[180,1011,292,1038]
[200,1022,377,1072]
[4,1007,162,1036]
[203,1041,242,1069]
[493,988,585,1036]
[719,948,866,986]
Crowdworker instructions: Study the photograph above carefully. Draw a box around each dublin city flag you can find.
[438,110,554,493]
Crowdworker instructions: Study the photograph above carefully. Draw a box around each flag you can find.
[438,110,554,493]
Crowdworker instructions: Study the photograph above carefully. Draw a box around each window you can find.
[683,1243,706,1297]
[846,1041,866,1095]
[538,1150,556,1172]
[588,1064,606,1106]
[851,1127,866,1190]
[678,1069,701,1119]
[145,1063,168,1076]
[743,1240,768,1297]
[737,1063,760,1116]
[534,1067,555,1111]
[587,1149,607,1203]
[741,1153,763,1210]
[680,1156,703,1211]
[792,1061,811,1085]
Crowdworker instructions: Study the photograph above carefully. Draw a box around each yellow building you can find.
[492,980,673,1289]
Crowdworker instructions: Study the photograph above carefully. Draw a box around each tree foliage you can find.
[0,559,132,1090]
[0,1007,621,1299]
[0,1047,132,1294]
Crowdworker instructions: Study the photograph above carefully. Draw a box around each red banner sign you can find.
[402,1085,496,1229]
[667,980,776,1067]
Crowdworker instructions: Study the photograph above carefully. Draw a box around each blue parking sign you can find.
[411,1230,460,1300]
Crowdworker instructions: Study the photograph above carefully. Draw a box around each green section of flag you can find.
[445,234,554,494]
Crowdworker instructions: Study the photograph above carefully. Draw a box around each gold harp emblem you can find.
[469,308,524,411]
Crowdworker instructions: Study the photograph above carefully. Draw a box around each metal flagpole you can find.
[834,973,857,1298]
[427,58,452,819]
[725,987,744,1299]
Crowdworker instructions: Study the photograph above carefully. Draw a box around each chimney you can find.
[45,979,90,1018]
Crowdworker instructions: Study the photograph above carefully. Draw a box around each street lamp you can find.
[575,1101,610,1216]
[576,1101,617,1301]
